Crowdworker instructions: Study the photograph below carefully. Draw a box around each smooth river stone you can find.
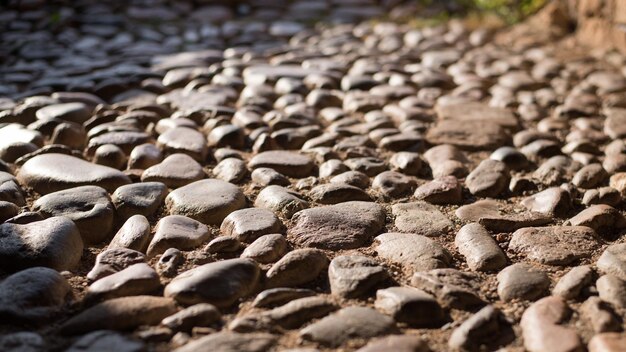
[0,217,83,272]
[248,151,315,178]
[17,153,130,194]
[166,179,246,225]
[375,232,451,272]
[164,258,260,308]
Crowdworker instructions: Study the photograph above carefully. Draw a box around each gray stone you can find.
[300,307,395,347]
[249,151,314,178]
[111,182,168,220]
[166,179,246,225]
[597,243,626,280]
[164,258,260,308]
[392,201,453,237]
[174,332,276,352]
[375,286,444,327]
[86,263,160,301]
[161,303,221,332]
[509,226,600,265]
[328,255,389,298]
[17,153,130,194]
[266,248,328,288]
[87,248,145,282]
[0,267,71,322]
[59,296,177,334]
[65,331,145,352]
[241,233,288,264]
[109,215,151,253]
[33,185,114,244]
[255,185,308,219]
[289,201,385,250]
[497,264,550,302]
[0,217,82,272]
[455,223,506,271]
[375,232,451,272]
[147,215,210,257]
[220,208,283,243]
[141,154,205,188]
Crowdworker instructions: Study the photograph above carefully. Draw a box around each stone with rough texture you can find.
[289,201,385,250]
[357,336,430,352]
[465,159,510,197]
[509,226,600,265]
[328,255,389,298]
[375,232,451,272]
[392,201,453,237]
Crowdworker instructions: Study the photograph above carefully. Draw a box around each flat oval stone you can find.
[86,263,160,301]
[112,182,168,220]
[220,208,283,243]
[510,226,600,265]
[59,296,177,335]
[164,258,260,308]
[289,201,386,250]
[33,185,114,244]
[375,232,451,273]
[161,303,221,332]
[17,153,131,194]
[147,215,210,257]
[87,248,145,282]
[0,267,71,322]
[241,234,288,264]
[248,151,314,178]
[266,248,328,288]
[521,296,583,352]
[166,179,246,225]
[0,217,83,272]
[141,154,205,188]
[392,201,453,237]
[65,330,145,352]
[157,127,207,161]
[36,102,91,124]
[497,263,550,302]
[174,332,276,352]
[299,306,395,347]
[255,185,309,219]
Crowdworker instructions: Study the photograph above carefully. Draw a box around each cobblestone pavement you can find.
[1,1,625,351]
